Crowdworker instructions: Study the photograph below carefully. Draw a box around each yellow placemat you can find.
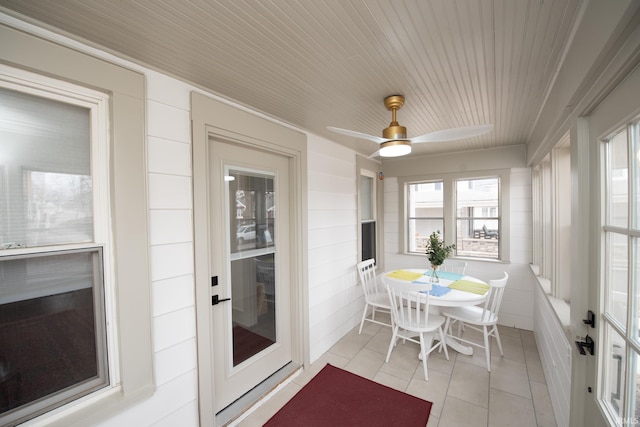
[386,270,424,281]
[448,280,490,295]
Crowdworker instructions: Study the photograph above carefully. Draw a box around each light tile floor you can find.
[236,314,556,427]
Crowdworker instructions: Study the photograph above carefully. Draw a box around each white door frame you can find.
[191,92,309,426]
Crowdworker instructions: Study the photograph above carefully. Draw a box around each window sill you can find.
[529,264,573,341]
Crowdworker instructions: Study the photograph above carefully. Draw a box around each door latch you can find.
[575,335,594,356]
[211,295,231,305]
[583,310,595,328]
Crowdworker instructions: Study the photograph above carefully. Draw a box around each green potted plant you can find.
[425,230,456,282]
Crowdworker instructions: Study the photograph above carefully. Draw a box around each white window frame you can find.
[359,168,377,263]
[0,64,120,425]
[0,24,153,426]
[400,169,510,262]
[531,132,572,302]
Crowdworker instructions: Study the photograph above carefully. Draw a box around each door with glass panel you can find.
[209,139,291,412]
[594,122,640,426]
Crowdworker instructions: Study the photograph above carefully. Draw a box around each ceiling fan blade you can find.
[410,124,493,144]
[367,150,381,159]
[327,126,387,144]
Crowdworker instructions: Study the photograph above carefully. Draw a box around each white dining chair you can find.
[441,272,509,372]
[384,276,448,381]
[440,259,467,274]
[357,259,392,334]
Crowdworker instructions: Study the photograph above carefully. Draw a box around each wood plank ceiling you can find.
[0,0,583,158]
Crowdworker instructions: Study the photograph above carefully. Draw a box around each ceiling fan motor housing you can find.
[383,123,407,140]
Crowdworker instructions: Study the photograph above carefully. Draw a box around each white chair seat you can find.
[442,306,497,326]
[369,292,392,307]
[398,313,446,333]
[442,272,509,372]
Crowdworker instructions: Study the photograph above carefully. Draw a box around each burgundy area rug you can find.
[264,364,432,427]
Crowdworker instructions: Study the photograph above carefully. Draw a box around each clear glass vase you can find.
[429,264,440,283]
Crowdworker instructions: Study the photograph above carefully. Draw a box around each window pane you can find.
[0,248,108,425]
[360,175,373,221]
[408,182,443,254]
[607,232,629,329]
[408,182,443,217]
[608,130,628,228]
[362,222,376,261]
[456,177,500,259]
[602,323,626,421]
[408,219,443,253]
[230,170,275,253]
[0,88,92,248]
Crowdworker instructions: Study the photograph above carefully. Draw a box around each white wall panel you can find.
[149,210,193,245]
[153,306,197,352]
[148,173,192,210]
[147,100,191,143]
[150,242,194,282]
[148,136,192,176]
[534,282,571,427]
[152,275,195,317]
[307,134,361,362]
[154,338,197,386]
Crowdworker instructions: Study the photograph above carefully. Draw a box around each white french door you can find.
[209,139,292,412]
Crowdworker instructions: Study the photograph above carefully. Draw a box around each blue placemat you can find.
[426,270,464,281]
[429,285,452,297]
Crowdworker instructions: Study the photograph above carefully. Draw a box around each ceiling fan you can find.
[327,95,493,158]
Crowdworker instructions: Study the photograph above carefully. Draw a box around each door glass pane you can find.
[602,323,626,420]
[227,169,276,366]
[607,232,629,329]
[608,130,628,228]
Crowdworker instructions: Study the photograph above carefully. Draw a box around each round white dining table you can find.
[385,268,489,355]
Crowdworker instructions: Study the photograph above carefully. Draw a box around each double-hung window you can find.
[360,170,377,262]
[0,68,110,425]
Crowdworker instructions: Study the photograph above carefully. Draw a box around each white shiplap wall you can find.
[383,167,534,330]
[534,282,571,427]
[306,135,362,362]
[96,71,200,426]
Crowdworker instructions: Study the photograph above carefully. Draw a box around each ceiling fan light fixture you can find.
[379,140,411,157]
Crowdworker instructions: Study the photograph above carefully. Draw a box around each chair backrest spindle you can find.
[384,277,432,329]
[358,259,379,298]
[481,272,509,322]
